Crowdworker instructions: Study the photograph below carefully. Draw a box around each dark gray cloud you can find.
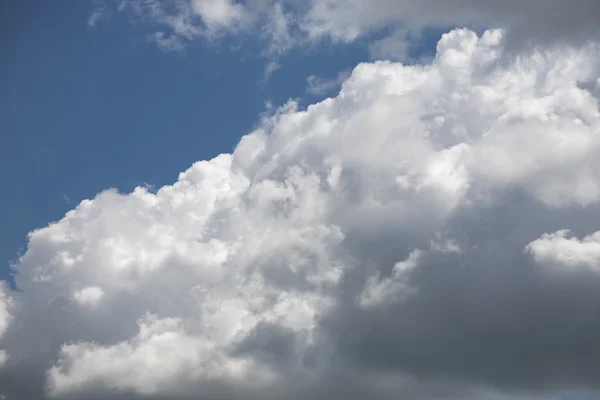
[321,193,600,392]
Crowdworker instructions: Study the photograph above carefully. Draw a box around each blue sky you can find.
[2,1,600,400]
[0,0,377,278]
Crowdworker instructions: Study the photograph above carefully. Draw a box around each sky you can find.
[1,0,600,399]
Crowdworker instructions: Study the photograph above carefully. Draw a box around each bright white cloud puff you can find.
[3,28,600,399]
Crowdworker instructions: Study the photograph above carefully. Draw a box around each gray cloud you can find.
[302,0,600,47]
[324,194,600,391]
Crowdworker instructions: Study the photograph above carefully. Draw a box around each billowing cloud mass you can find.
[3,28,600,399]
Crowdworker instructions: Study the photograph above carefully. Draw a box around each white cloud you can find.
[3,27,600,399]
[368,29,411,62]
[0,285,10,368]
[359,249,422,308]
[151,31,186,52]
[306,70,351,96]
[47,314,262,396]
[88,0,110,27]
[263,61,280,81]
[527,230,600,272]
[87,9,106,27]
[261,3,294,57]
[90,0,600,66]
[73,287,105,307]
[300,0,600,48]
[191,0,245,29]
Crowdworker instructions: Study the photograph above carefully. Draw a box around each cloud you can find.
[151,31,187,52]
[3,28,600,399]
[368,29,412,62]
[87,9,106,27]
[88,0,110,27]
[0,284,11,368]
[527,230,600,273]
[306,70,351,96]
[47,314,258,397]
[300,0,600,49]
[95,0,241,46]
[91,0,600,59]
[191,0,244,29]
[358,249,422,308]
[72,286,105,307]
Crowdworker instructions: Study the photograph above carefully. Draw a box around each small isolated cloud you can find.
[263,61,280,81]
[4,28,600,399]
[87,9,105,27]
[151,31,186,52]
[306,70,351,96]
[368,29,411,62]
[87,0,109,27]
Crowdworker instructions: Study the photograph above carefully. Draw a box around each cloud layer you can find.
[3,28,600,399]
[93,0,600,57]
[301,0,600,46]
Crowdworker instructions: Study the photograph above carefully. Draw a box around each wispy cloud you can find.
[306,69,351,96]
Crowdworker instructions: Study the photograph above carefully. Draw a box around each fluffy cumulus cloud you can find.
[4,28,600,399]
[527,230,600,273]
